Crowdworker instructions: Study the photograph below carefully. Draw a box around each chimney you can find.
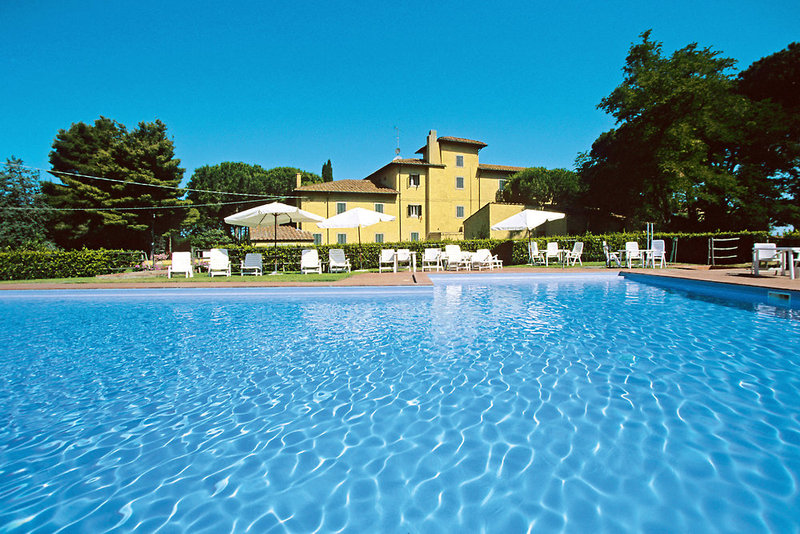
[296,172,302,189]
[426,129,441,165]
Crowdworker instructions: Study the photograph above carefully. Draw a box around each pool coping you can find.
[1,266,798,292]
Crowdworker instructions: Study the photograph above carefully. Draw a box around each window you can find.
[456,155,464,167]
[375,233,384,243]
[374,203,384,213]
[456,205,465,218]
[313,233,322,245]
[336,202,347,214]
[337,233,347,244]
[410,232,419,242]
[498,179,507,191]
[407,204,422,218]
[456,176,464,189]
[408,174,420,187]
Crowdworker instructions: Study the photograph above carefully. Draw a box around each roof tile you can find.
[294,179,398,195]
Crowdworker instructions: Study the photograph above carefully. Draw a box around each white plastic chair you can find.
[167,252,193,278]
[300,249,322,274]
[328,249,351,273]
[240,253,263,276]
[528,241,545,265]
[752,243,781,275]
[421,248,442,272]
[565,242,583,266]
[396,249,412,271]
[625,242,644,268]
[602,241,621,267]
[378,249,396,273]
[471,249,493,270]
[208,248,231,277]
[648,240,666,268]
[444,244,468,271]
[545,242,561,266]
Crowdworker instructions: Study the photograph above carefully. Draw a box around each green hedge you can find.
[0,249,143,281]
[224,230,773,271]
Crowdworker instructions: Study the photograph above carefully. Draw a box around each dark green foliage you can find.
[0,157,49,248]
[0,249,142,280]
[185,163,322,238]
[500,167,585,210]
[41,117,188,250]
[581,32,798,232]
[322,159,333,182]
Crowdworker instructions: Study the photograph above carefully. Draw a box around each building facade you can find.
[294,130,528,244]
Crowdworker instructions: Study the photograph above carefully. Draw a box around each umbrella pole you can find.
[358,226,362,270]
[273,217,279,274]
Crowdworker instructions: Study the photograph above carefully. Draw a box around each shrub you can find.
[0,249,142,280]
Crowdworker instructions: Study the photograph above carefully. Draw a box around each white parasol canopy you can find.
[316,207,396,232]
[490,209,565,232]
[224,202,324,273]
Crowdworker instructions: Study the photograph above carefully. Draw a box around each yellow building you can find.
[295,130,528,244]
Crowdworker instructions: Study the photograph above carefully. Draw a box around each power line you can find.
[0,198,270,212]
[11,163,297,199]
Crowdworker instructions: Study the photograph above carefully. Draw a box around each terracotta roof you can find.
[294,179,397,195]
[250,224,314,242]
[438,136,487,148]
[478,163,526,173]
[389,158,443,167]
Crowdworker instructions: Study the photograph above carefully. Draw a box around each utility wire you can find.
[0,198,271,212]
[11,163,300,199]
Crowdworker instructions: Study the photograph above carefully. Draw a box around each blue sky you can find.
[1,1,797,186]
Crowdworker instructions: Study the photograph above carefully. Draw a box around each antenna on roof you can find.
[393,126,401,160]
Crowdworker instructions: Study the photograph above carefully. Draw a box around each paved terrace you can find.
[1,266,798,292]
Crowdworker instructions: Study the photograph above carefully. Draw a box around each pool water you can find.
[1,275,799,533]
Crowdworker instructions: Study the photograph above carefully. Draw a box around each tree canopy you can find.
[499,167,584,210]
[42,117,187,249]
[579,32,799,231]
[322,159,333,182]
[0,157,49,248]
[185,162,322,240]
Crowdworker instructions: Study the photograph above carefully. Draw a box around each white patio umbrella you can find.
[317,207,396,268]
[491,209,566,263]
[224,202,324,272]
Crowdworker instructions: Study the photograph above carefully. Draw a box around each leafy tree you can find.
[185,163,322,237]
[580,31,786,232]
[322,159,333,182]
[735,42,800,228]
[42,117,188,250]
[0,157,50,248]
[499,167,584,210]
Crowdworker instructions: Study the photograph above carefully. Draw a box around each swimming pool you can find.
[1,275,798,532]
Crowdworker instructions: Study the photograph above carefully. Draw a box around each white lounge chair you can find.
[565,242,583,266]
[167,252,193,278]
[625,242,644,268]
[396,249,412,271]
[378,249,396,273]
[329,249,351,273]
[240,253,263,276]
[208,248,231,277]
[471,249,494,270]
[444,244,469,271]
[528,241,545,265]
[752,243,781,275]
[422,248,442,272]
[545,242,561,266]
[300,249,322,274]
[602,241,621,267]
[648,240,666,268]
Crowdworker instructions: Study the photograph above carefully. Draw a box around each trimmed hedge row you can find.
[224,230,772,271]
[0,249,143,281]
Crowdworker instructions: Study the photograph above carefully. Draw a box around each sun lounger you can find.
[565,242,583,266]
[208,248,231,277]
[379,249,396,273]
[422,248,442,272]
[329,249,351,273]
[301,249,322,274]
[167,252,193,278]
[444,244,469,271]
[240,253,263,276]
